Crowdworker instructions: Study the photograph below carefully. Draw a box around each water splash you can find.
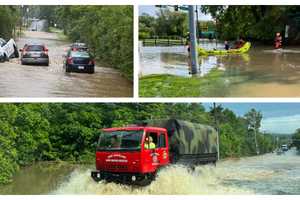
[52,164,252,195]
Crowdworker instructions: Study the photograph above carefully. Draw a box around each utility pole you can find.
[213,102,220,160]
[188,5,199,74]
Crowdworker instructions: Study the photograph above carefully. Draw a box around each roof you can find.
[102,126,166,132]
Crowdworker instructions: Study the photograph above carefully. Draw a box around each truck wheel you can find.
[0,56,4,63]
[138,173,156,186]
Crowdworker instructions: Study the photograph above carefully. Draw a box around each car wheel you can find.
[88,66,95,74]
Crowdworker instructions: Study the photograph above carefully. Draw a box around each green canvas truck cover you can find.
[145,119,218,155]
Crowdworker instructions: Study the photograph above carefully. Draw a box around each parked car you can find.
[0,38,19,62]
[20,44,49,66]
[63,50,95,73]
[70,43,89,52]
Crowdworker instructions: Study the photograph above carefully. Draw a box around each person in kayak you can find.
[233,38,246,49]
[274,32,282,49]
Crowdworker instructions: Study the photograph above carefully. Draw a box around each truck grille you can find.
[106,165,128,170]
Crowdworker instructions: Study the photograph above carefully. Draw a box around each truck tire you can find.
[137,173,156,186]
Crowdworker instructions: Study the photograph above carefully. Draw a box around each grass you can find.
[48,27,68,41]
[139,69,229,97]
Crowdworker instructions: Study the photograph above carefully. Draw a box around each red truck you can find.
[91,119,218,185]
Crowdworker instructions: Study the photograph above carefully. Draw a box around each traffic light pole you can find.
[188,5,199,74]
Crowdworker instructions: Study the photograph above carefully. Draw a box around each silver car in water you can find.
[20,44,49,66]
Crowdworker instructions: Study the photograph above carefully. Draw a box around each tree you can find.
[244,108,263,155]
[201,5,300,43]
[0,6,20,39]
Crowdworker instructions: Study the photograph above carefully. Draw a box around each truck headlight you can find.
[132,176,136,181]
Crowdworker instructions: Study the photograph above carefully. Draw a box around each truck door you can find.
[143,131,159,172]
[156,132,169,166]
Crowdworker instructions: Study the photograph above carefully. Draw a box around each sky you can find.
[139,5,212,21]
[203,103,300,134]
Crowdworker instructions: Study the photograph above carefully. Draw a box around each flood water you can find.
[1,149,299,195]
[0,31,132,97]
[140,42,300,97]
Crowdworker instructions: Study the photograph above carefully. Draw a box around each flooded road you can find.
[1,149,299,195]
[0,31,132,97]
[140,42,300,97]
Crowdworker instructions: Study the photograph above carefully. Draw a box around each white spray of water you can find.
[52,150,300,195]
[52,164,253,195]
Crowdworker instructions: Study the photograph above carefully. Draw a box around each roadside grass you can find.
[48,27,69,41]
[139,69,229,97]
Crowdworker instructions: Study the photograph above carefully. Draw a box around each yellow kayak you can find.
[198,42,251,56]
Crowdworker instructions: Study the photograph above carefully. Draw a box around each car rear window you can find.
[26,45,44,51]
[71,51,90,58]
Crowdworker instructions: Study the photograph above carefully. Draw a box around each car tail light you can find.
[89,59,95,65]
[67,57,73,64]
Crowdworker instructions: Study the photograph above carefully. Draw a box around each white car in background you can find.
[0,38,19,62]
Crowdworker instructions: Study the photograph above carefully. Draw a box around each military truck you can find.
[91,119,219,185]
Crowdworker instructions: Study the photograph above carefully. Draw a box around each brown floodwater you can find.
[139,42,300,97]
[0,31,133,97]
[1,149,300,194]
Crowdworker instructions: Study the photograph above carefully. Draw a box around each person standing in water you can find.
[224,40,230,50]
[275,32,282,49]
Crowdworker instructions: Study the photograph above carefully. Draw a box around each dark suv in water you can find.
[20,44,49,66]
[63,51,95,74]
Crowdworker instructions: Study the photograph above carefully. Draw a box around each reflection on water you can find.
[1,149,300,194]
[140,42,300,97]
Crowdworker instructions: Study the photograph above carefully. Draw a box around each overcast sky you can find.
[203,103,300,134]
[139,5,213,21]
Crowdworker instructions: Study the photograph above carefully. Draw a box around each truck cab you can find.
[91,126,169,185]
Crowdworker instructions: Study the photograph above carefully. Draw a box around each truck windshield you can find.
[97,130,143,151]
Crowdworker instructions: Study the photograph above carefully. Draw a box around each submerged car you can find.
[20,44,49,66]
[63,51,95,73]
[0,38,19,62]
